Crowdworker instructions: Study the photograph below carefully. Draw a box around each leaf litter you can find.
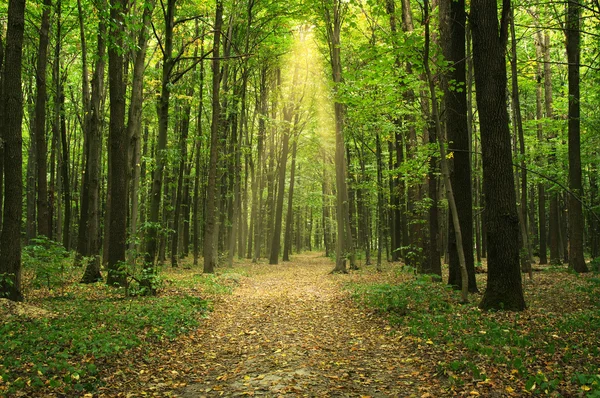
[4,253,599,397]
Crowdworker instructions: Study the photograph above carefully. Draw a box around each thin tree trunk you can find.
[203,0,224,273]
[324,0,353,273]
[34,0,52,239]
[509,8,532,276]
[283,139,298,261]
[425,0,466,299]
[534,29,548,265]
[566,0,588,273]
[127,0,154,264]
[80,12,106,284]
[145,0,175,277]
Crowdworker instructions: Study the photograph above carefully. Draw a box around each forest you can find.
[0,0,599,396]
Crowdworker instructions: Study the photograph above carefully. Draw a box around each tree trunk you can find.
[283,139,298,261]
[106,0,128,287]
[80,13,106,284]
[425,0,466,299]
[509,7,532,276]
[34,0,52,239]
[440,0,477,292]
[192,46,205,266]
[252,65,268,262]
[376,132,384,272]
[471,0,526,311]
[566,0,588,273]
[534,29,548,265]
[325,0,353,273]
[203,0,223,273]
[0,0,26,301]
[127,0,154,264]
[145,0,175,277]
[172,95,193,268]
[270,64,299,265]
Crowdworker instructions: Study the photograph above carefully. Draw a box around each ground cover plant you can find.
[348,265,600,396]
[2,251,600,397]
[0,259,222,397]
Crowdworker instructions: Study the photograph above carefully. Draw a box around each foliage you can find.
[0,282,209,396]
[22,237,72,291]
[349,267,600,396]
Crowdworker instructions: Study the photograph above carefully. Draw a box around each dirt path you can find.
[174,253,421,397]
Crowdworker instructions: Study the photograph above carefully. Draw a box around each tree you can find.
[323,0,354,273]
[106,0,129,287]
[203,0,224,274]
[471,0,526,311]
[79,5,106,283]
[424,0,468,302]
[566,0,588,273]
[440,0,477,292]
[34,0,52,239]
[0,0,26,301]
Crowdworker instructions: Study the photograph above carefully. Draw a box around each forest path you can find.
[176,252,420,397]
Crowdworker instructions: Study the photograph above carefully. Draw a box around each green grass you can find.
[0,288,209,396]
[347,271,600,396]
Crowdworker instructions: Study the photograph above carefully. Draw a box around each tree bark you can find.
[324,0,353,273]
[106,0,129,287]
[566,0,588,273]
[509,8,533,275]
[127,0,155,265]
[283,139,298,262]
[534,29,548,265]
[80,13,106,284]
[471,0,526,311]
[440,0,477,291]
[145,0,176,276]
[203,0,224,274]
[34,0,52,239]
[0,0,26,301]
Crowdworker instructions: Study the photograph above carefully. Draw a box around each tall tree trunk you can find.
[252,65,268,262]
[471,0,526,311]
[425,0,466,299]
[0,0,26,301]
[57,26,71,250]
[75,0,91,265]
[0,28,4,234]
[26,99,36,243]
[106,0,128,287]
[376,132,384,272]
[145,0,175,277]
[440,0,477,291]
[203,0,223,273]
[566,0,588,273]
[127,0,155,264]
[324,0,353,273]
[283,139,298,261]
[270,65,299,265]
[34,0,52,238]
[80,13,106,283]
[192,47,205,267]
[172,96,193,267]
[509,9,532,275]
[534,29,548,265]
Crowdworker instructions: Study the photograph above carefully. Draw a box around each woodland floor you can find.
[172,252,422,398]
[3,251,600,397]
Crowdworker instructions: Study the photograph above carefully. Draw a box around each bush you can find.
[22,237,71,290]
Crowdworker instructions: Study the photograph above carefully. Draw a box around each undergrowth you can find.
[348,270,600,396]
[0,287,209,396]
